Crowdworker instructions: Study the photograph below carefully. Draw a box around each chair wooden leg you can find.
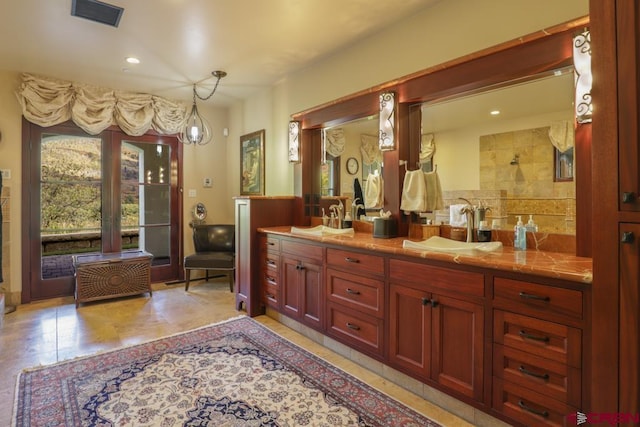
[185,269,191,291]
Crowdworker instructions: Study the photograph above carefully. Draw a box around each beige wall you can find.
[0,0,588,301]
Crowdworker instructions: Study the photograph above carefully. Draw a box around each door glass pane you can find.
[41,135,102,279]
[121,142,171,265]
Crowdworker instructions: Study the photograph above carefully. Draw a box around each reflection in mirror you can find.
[321,115,383,216]
[420,67,576,234]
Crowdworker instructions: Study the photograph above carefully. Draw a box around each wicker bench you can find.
[72,251,153,308]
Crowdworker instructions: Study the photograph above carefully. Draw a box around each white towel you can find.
[449,204,467,227]
[424,170,444,212]
[400,170,427,213]
[364,173,384,209]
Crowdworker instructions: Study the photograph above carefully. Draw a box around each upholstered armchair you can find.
[183,224,235,291]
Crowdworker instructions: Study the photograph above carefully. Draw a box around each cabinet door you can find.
[618,2,640,212]
[301,261,323,330]
[281,254,323,330]
[281,255,301,319]
[431,294,484,400]
[234,199,251,309]
[388,283,431,379]
[620,223,640,414]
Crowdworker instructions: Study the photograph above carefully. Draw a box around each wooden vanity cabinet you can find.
[492,276,586,426]
[280,239,324,331]
[388,258,485,401]
[325,248,386,358]
[257,231,591,425]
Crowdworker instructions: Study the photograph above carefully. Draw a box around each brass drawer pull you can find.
[346,288,361,295]
[265,293,275,300]
[267,241,275,246]
[519,365,550,380]
[346,322,361,331]
[345,257,360,263]
[266,260,276,266]
[265,276,276,285]
[519,330,550,343]
[518,400,549,418]
[519,292,550,302]
[295,263,305,270]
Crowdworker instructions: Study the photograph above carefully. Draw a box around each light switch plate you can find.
[1,169,11,179]
[203,177,212,188]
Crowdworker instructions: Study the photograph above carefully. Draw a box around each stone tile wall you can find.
[479,126,576,234]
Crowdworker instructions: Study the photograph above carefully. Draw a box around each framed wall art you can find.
[240,129,265,195]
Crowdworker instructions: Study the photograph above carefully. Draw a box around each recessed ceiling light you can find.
[125,57,140,64]
[490,110,501,116]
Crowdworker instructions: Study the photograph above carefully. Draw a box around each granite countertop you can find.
[258,226,593,285]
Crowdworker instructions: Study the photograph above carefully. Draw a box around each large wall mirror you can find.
[295,17,590,254]
[320,116,382,210]
[421,67,576,234]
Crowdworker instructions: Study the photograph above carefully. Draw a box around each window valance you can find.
[15,73,186,136]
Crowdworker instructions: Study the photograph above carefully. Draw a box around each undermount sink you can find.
[290,225,355,237]
[403,236,502,254]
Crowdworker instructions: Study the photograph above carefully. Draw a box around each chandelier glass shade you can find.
[178,70,226,145]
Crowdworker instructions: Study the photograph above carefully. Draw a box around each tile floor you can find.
[0,279,491,426]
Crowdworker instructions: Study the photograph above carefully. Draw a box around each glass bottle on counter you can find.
[476,220,492,242]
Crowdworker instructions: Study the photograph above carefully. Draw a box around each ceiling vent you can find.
[71,0,124,27]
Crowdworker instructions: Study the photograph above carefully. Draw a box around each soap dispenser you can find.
[525,215,538,233]
[343,212,353,229]
[514,216,527,250]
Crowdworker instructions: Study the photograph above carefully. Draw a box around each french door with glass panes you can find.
[22,120,182,302]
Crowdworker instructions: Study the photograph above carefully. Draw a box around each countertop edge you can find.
[258,226,593,285]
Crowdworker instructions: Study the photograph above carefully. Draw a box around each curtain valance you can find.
[16,73,186,136]
[360,134,382,166]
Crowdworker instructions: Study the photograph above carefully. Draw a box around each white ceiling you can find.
[0,0,439,106]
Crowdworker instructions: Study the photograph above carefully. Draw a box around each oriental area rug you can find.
[13,316,440,426]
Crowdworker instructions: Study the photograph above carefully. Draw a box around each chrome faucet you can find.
[458,198,474,243]
[351,198,364,221]
[329,200,344,228]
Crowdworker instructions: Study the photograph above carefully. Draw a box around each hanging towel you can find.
[353,178,366,219]
[364,173,384,209]
[400,169,427,213]
[449,204,467,227]
[424,170,444,212]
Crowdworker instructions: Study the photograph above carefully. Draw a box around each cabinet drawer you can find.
[493,277,583,321]
[494,310,582,368]
[281,239,323,261]
[327,302,384,356]
[263,282,279,308]
[262,235,280,252]
[390,258,484,297]
[493,378,577,427]
[263,253,279,272]
[326,268,384,317]
[494,344,581,407]
[327,248,384,276]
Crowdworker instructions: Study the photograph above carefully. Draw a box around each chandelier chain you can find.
[193,73,224,101]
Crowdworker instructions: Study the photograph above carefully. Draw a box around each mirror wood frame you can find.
[292,16,591,257]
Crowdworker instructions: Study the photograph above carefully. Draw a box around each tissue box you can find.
[373,217,397,238]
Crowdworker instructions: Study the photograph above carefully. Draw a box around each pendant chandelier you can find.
[179,70,227,145]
